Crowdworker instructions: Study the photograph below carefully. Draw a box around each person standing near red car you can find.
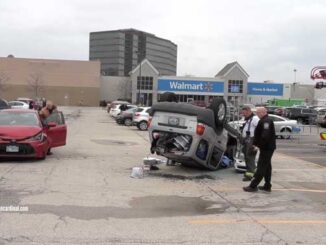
[39,100,57,120]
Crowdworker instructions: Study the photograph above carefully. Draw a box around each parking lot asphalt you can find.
[276,129,326,167]
[0,107,325,244]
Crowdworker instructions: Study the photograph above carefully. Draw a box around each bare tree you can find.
[0,72,10,97]
[27,72,45,98]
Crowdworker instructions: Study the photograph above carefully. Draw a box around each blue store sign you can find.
[158,79,224,93]
[248,83,283,96]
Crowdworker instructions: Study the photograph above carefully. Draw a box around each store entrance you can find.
[139,93,153,106]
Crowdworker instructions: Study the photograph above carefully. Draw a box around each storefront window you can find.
[137,76,153,90]
[228,80,243,93]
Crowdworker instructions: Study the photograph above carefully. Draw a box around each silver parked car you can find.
[148,98,229,170]
[229,114,299,139]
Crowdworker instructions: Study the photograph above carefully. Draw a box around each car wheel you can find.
[138,121,148,131]
[208,98,227,128]
[280,128,291,139]
[124,118,132,126]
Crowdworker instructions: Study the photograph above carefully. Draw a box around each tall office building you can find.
[89,29,177,76]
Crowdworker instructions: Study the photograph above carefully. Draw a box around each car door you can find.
[44,111,67,147]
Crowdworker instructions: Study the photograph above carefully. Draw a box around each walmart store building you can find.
[126,60,288,106]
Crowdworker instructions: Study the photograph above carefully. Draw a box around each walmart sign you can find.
[248,83,283,96]
[158,79,224,93]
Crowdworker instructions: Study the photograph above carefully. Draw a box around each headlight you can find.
[27,132,46,142]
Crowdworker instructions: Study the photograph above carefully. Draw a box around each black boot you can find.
[243,186,258,192]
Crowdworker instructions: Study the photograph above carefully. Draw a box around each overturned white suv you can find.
[148,98,236,170]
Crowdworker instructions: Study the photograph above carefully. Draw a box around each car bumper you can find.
[0,140,49,159]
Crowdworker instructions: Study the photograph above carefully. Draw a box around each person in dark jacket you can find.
[243,107,276,192]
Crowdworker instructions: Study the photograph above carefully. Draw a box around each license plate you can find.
[168,117,180,126]
[6,145,19,153]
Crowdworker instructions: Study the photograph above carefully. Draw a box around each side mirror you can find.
[47,122,57,128]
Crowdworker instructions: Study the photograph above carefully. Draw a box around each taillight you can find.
[134,113,140,117]
[148,117,152,128]
[196,123,205,135]
[320,132,326,140]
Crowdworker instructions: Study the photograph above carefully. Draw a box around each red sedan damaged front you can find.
[0,109,66,160]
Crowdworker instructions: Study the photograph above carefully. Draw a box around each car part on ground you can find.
[149,98,230,170]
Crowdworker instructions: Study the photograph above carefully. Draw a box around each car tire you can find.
[280,128,291,139]
[124,118,132,126]
[138,121,148,131]
[208,98,227,128]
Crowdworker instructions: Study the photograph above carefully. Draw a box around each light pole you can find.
[293,68,297,83]
[138,59,142,105]
[135,50,142,105]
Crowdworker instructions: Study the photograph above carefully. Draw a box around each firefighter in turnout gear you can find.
[241,106,260,181]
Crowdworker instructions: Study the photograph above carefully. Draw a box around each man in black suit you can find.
[243,107,276,192]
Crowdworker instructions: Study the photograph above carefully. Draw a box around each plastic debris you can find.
[130,167,144,178]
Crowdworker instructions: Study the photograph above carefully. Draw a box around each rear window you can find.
[136,108,144,112]
[318,110,326,115]
[302,109,316,114]
[126,108,137,113]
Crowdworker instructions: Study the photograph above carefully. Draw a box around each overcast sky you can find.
[1,0,325,83]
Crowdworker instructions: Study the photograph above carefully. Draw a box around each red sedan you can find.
[0,109,67,159]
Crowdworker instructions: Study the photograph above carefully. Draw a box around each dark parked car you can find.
[284,107,317,124]
[116,107,138,126]
[0,99,10,110]
[265,106,282,115]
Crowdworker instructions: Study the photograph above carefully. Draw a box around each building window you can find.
[137,76,153,90]
[228,80,243,93]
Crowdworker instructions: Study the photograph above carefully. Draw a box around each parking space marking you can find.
[273,168,326,171]
[189,219,326,225]
[273,188,326,193]
[210,187,326,193]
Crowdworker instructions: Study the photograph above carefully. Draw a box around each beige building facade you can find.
[0,57,100,106]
